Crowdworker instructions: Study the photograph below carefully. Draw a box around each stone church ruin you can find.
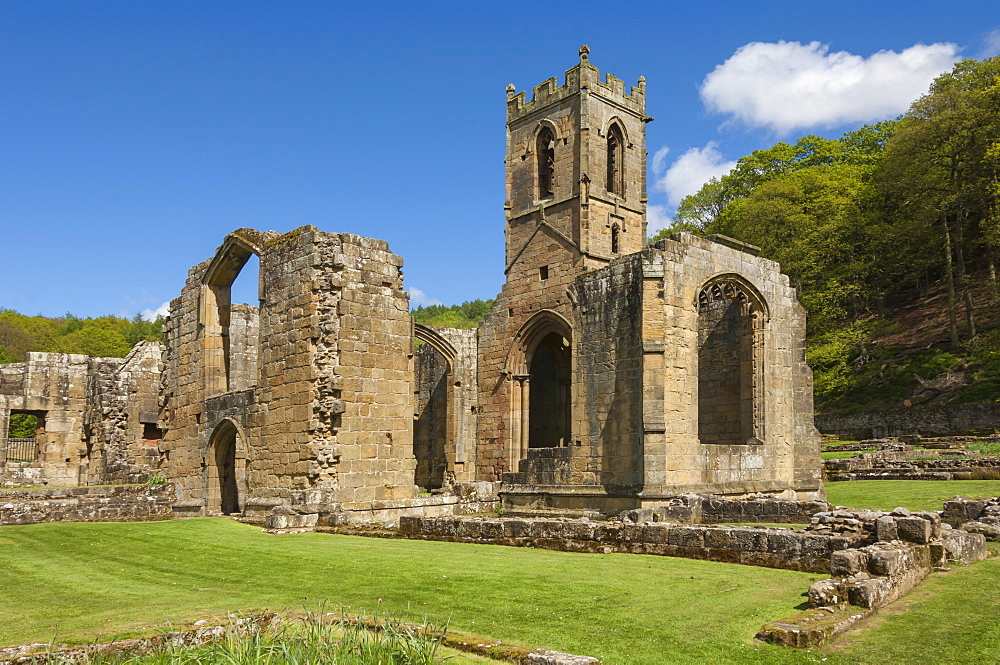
[0,48,824,525]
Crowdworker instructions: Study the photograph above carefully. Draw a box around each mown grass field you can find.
[1,479,999,664]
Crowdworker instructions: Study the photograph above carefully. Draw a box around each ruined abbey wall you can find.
[159,227,418,518]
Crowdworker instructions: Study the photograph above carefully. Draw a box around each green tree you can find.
[879,57,1000,348]
[411,299,495,329]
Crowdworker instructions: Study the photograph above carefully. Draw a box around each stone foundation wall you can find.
[826,456,1000,481]
[0,484,174,526]
[816,402,1000,440]
[399,515,859,573]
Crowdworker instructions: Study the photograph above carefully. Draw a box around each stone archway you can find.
[505,309,573,471]
[199,231,266,396]
[207,420,244,515]
[412,323,458,490]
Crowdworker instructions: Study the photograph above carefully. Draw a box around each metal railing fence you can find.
[0,438,38,463]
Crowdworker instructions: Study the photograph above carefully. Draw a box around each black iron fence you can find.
[0,438,38,463]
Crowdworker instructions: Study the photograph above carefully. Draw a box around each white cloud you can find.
[656,142,737,207]
[646,204,673,234]
[651,146,670,175]
[979,29,1000,58]
[409,287,443,308]
[141,301,170,321]
[701,40,960,135]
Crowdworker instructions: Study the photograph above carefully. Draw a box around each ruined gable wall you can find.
[161,227,419,515]
[640,234,823,500]
[83,341,164,485]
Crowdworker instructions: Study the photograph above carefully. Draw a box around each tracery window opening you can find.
[697,279,765,445]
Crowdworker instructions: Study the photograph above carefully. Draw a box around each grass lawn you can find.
[0,518,827,665]
[821,449,875,459]
[3,478,1000,664]
[824,479,1000,511]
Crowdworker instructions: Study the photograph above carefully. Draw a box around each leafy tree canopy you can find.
[411,299,495,329]
[0,309,164,363]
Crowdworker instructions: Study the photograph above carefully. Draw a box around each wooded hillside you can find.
[0,310,163,362]
[653,57,1000,414]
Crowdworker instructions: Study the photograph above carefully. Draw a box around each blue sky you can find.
[3,1,998,318]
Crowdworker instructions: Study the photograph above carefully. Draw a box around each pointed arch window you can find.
[606,123,624,196]
[537,127,556,199]
[697,278,767,445]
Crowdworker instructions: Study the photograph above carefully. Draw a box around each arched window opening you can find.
[528,332,571,448]
[201,242,261,395]
[606,123,624,196]
[413,342,449,490]
[697,279,765,445]
[611,223,620,254]
[537,127,556,199]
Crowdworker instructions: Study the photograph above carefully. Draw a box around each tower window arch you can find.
[611,223,620,254]
[606,123,625,196]
[537,127,556,199]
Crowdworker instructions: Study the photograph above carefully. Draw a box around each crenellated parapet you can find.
[506,45,646,122]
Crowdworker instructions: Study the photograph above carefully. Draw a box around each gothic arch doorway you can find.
[412,323,458,490]
[505,310,573,471]
[208,420,244,515]
[528,332,571,449]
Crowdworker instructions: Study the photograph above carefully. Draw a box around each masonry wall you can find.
[816,402,1000,440]
[639,235,824,501]
[161,227,418,518]
[83,341,164,485]
[0,353,92,486]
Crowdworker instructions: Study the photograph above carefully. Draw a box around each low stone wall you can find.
[816,402,1000,440]
[0,484,174,526]
[942,496,1000,539]
[260,482,500,528]
[400,515,862,573]
[826,456,1000,481]
[644,493,828,524]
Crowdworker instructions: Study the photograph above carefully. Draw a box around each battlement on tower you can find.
[506,45,646,122]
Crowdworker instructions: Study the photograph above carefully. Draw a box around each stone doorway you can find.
[208,420,242,515]
[528,332,570,448]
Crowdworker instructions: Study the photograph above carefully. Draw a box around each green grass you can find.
[824,479,1000,511]
[821,449,876,459]
[52,613,455,664]
[4,480,1000,664]
[0,519,825,665]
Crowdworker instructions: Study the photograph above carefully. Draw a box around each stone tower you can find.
[475,48,651,480]
[504,44,648,285]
